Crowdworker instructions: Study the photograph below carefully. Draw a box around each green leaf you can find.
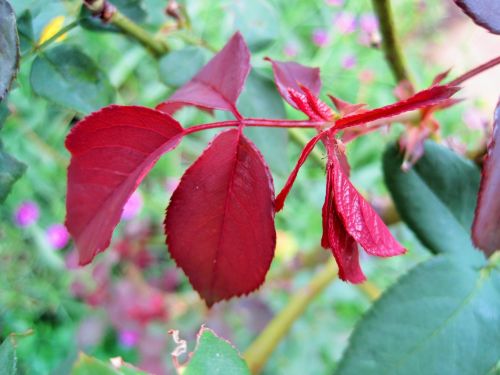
[0,0,20,101]
[229,0,279,52]
[158,46,209,87]
[30,45,115,114]
[240,69,289,176]
[383,141,481,259]
[0,141,26,203]
[71,353,148,375]
[79,0,147,33]
[336,254,500,375]
[16,9,33,54]
[0,335,17,375]
[183,327,250,375]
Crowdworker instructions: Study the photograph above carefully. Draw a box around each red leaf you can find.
[454,0,500,34]
[275,133,323,212]
[331,154,406,257]
[472,99,500,255]
[165,129,276,306]
[157,32,250,119]
[265,57,322,109]
[322,163,365,283]
[65,105,183,265]
[335,85,460,130]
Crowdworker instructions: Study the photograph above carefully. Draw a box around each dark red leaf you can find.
[454,0,500,34]
[65,105,184,265]
[265,57,322,110]
[472,99,500,255]
[335,85,460,130]
[157,32,250,119]
[331,154,406,257]
[322,163,365,283]
[275,133,323,212]
[165,129,276,306]
[328,95,367,116]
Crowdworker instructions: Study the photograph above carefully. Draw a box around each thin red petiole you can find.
[448,56,500,86]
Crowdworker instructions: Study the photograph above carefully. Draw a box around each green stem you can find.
[109,11,169,56]
[371,0,412,83]
[25,20,80,58]
[243,260,338,374]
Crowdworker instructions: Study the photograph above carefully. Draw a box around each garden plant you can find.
[1,0,500,374]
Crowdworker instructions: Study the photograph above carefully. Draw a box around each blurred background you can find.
[1,0,499,374]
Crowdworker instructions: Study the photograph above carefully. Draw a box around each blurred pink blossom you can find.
[46,223,70,249]
[360,13,379,34]
[312,28,330,47]
[283,43,299,57]
[13,201,39,227]
[463,108,488,130]
[341,54,357,69]
[119,330,140,348]
[77,316,106,348]
[333,11,356,34]
[122,190,143,220]
[326,0,344,5]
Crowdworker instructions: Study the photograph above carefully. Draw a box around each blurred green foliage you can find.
[0,0,496,374]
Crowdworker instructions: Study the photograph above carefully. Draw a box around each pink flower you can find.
[13,201,40,227]
[333,11,356,34]
[121,190,143,220]
[119,330,140,348]
[46,224,70,249]
[283,43,299,57]
[325,0,344,5]
[341,54,357,70]
[312,29,330,47]
[359,13,379,34]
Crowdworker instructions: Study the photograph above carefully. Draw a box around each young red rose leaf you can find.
[65,105,184,265]
[275,133,323,211]
[265,57,321,109]
[454,0,500,34]
[328,95,367,117]
[322,164,365,283]
[335,85,460,130]
[165,129,276,306]
[332,154,406,257]
[472,99,500,255]
[157,32,250,119]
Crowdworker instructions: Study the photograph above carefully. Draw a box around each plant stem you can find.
[243,260,338,374]
[25,21,80,58]
[448,55,500,86]
[371,0,412,83]
[109,11,169,56]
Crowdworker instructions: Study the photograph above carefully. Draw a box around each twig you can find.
[371,0,412,83]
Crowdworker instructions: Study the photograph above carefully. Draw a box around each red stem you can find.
[448,55,500,86]
[183,118,324,136]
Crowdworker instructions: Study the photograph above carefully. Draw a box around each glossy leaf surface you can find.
[165,129,275,306]
[0,0,19,101]
[265,58,321,110]
[65,105,183,265]
[473,100,500,255]
[184,327,250,375]
[157,32,250,118]
[336,255,500,375]
[30,45,115,114]
[383,141,482,261]
[332,155,406,257]
[454,0,500,34]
